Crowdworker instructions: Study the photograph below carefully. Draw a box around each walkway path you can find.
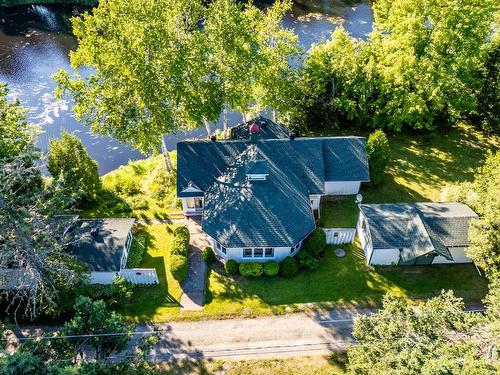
[179,217,210,311]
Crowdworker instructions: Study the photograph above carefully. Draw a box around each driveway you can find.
[179,217,210,311]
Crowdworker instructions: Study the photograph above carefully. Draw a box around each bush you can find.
[202,246,216,264]
[170,226,190,256]
[148,163,176,200]
[170,254,188,282]
[225,259,239,275]
[263,261,279,276]
[303,228,327,256]
[280,256,299,277]
[126,233,147,268]
[79,276,133,308]
[297,250,320,271]
[239,262,263,277]
[367,130,390,185]
[128,195,149,210]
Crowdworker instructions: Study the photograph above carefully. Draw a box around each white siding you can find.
[370,248,400,265]
[324,228,356,244]
[433,247,472,264]
[90,272,118,284]
[310,195,321,215]
[120,269,159,284]
[181,197,204,216]
[226,247,293,262]
[324,181,361,195]
[357,212,373,262]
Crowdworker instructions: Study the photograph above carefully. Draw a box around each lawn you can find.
[81,154,183,221]
[120,225,488,323]
[317,197,359,227]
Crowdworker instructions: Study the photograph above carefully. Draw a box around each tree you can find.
[0,82,38,161]
[54,0,298,152]
[61,296,133,362]
[366,130,390,184]
[347,291,496,374]
[440,152,499,278]
[0,351,46,375]
[47,131,101,204]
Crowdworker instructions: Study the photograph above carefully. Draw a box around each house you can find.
[64,218,159,285]
[357,202,477,266]
[176,117,370,262]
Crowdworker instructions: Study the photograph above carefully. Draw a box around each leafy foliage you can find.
[366,130,390,184]
[224,259,239,275]
[263,261,279,277]
[279,256,299,277]
[239,262,263,277]
[54,0,298,152]
[126,232,147,268]
[169,254,188,282]
[297,250,319,271]
[80,277,134,309]
[170,226,190,256]
[47,130,101,204]
[202,246,216,264]
[347,291,496,374]
[303,228,327,256]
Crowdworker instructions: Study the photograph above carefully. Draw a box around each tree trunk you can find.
[272,108,277,122]
[223,107,228,135]
[203,119,211,136]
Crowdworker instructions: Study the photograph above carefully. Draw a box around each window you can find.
[290,247,294,254]
[186,197,203,209]
[333,232,339,238]
[221,246,227,254]
[243,248,252,258]
[254,248,263,257]
[216,242,221,250]
[265,248,274,258]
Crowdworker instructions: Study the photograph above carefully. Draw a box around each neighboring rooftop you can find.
[360,202,477,261]
[66,218,135,272]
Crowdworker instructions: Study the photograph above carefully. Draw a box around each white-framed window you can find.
[221,246,227,254]
[243,248,253,258]
[290,247,294,254]
[216,242,221,250]
[254,248,263,257]
[265,248,274,258]
[186,197,203,209]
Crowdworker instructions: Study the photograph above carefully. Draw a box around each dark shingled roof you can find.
[66,218,135,272]
[230,116,290,140]
[177,117,370,247]
[360,203,477,262]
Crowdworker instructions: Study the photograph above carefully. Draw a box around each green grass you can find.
[361,123,499,203]
[81,154,183,221]
[317,197,359,227]
[121,226,488,323]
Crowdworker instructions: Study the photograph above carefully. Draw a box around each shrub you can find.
[297,250,320,271]
[303,228,327,256]
[170,226,190,256]
[239,262,263,277]
[263,261,279,276]
[170,254,188,281]
[128,195,149,210]
[79,276,133,308]
[280,256,299,277]
[367,129,390,185]
[225,259,239,275]
[148,163,176,200]
[126,233,147,268]
[202,246,216,264]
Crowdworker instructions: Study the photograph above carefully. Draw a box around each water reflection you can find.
[0,2,373,175]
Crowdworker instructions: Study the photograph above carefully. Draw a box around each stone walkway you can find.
[179,217,210,311]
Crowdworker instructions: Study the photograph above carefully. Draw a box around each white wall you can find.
[225,247,294,262]
[433,247,472,264]
[90,272,119,284]
[324,181,361,195]
[357,213,373,262]
[181,197,204,216]
[324,228,356,244]
[310,195,321,215]
[369,248,400,265]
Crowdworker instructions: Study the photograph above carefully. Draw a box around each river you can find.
[0,2,373,175]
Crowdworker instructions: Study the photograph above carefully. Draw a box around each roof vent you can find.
[289,132,296,141]
[261,121,268,130]
[90,227,99,237]
[210,135,216,142]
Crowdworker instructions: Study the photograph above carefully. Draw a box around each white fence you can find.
[120,268,159,285]
[323,228,356,245]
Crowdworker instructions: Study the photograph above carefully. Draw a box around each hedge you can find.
[263,261,279,276]
[170,254,188,282]
[126,233,147,268]
[225,259,239,275]
[239,262,263,277]
[170,226,190,256]
[297,250,319,270]
[303,228,327,256]
[202,246,216,264]
[280,256,299,277]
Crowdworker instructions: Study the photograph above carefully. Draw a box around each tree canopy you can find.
[55,0,298,152]
[47,130,101,204]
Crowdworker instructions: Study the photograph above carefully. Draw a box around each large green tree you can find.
[55,0,297,152]
[47,131,101,203]
[347,291,497,374]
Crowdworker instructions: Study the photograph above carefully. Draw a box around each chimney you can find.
[249,122,260,142]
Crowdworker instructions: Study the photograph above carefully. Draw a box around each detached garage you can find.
[357,202,478,266]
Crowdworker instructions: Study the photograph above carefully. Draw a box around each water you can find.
[0,2,373,175]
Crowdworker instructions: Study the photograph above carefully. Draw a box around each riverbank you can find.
[0,0,95,6]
